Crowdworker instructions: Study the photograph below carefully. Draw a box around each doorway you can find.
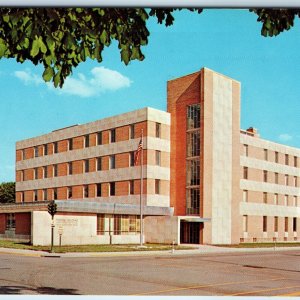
[180,221,200,244]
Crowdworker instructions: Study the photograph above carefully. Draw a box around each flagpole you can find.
[140,129,143,247]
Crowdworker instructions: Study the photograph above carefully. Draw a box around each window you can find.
[130,124,135,139]
[130,152,135,167]
[44,166,48,178]
[110,155,115,169]
[186,188,200,215]
[275,173,278,184]
[294,176,297,187]
[97,157,102,171]
[44,144,48,156]
[113,215,140,235]
[284,195,288,206]
[264,149,268,161]
[295,196,298,207]
[263,192,267,204]
[21,192,24,203]
[186,159,200,186]
[83,185,88,198]
[243,190,248,202]
[110,182,115,196]
[285,217,289,232]
[84,135,89,148]
[294,156,298,167]
[274,216,278,232]
[243,167,248,180]
[155,150,161,166]
[285,174,289,186]
[187,104,200,129]
[285,154,289,165]
[96,184,102,197]
[110,129,116,143]
[54,164,58,177]
[275,151,279,163]
[97,214,105,235]
[243,215,248,232]
[155,179,160,194]
[43,189,47,201]
[84,160,89,173]
[53,188,57,200]
[34,146,39,158]
[21,149,25,160]
[293,218,297,232]
[19,170,24,182]
[244,144,248,157]
[68,162,73,175]
[54,142,58,154]
[129,180,134,195]
[34,168,38,180]
[6,213,15,230]
[97,132,102,146]
[34,190,38,201]
[263,170,268,182]
[156,123,161,138]
[187,131,200,157]
[68,187,72,199]
[68,138,73,151]
[274,193,278,205]
[263,216,267,232]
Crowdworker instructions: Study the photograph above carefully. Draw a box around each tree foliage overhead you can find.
[0,8,298,88]
[0,182,15,204]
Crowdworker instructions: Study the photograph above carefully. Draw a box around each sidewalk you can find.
[1,244,300,258]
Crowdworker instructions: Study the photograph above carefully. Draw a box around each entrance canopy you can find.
[180,217,211,223]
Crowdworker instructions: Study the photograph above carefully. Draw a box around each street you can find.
[0,250,300,295]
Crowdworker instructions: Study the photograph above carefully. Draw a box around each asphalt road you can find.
[0,250,300,295]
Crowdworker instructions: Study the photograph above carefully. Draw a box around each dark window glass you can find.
[110,182,115,196]
[96,184,102,197]
[111,129,116,143]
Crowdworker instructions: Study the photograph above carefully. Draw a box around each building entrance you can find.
[180,221,201,244]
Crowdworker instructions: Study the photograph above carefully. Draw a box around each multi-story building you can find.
[0,108,172,245]
[166,68,300,244]
[0,67,299,245]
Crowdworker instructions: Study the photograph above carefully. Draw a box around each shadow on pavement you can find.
[0,285,80,295]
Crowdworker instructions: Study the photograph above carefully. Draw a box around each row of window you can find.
[243,167,298,187]
[243,215,298,233]
[19,179,162,202]
[242,190,298,206]
[186,104,201,216]
[18,151,162,182]
[243,144,298,167]
[20,122,162,160]
[97,214,140,235]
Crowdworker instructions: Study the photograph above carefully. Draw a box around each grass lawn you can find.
[0,240,196,253]
[215,242,300,248]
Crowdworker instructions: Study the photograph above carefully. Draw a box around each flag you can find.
[134,137,143,166]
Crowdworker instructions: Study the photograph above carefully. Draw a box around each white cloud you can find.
[278,133,293,142]
[59,67,132,97]
[14,69,43,85]
[14,66,132,98]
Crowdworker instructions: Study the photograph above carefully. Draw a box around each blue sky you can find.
[0,9,300,182]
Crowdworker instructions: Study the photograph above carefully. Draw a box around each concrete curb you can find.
[0,245,300,258]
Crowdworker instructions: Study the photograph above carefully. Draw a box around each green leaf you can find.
[0,39,7,57]
[53,71,61,87]
[38,37,47,54]
[30,38,40,57]
[3,15,9,23]
[121,48,130,65]
[42,66,54,82]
